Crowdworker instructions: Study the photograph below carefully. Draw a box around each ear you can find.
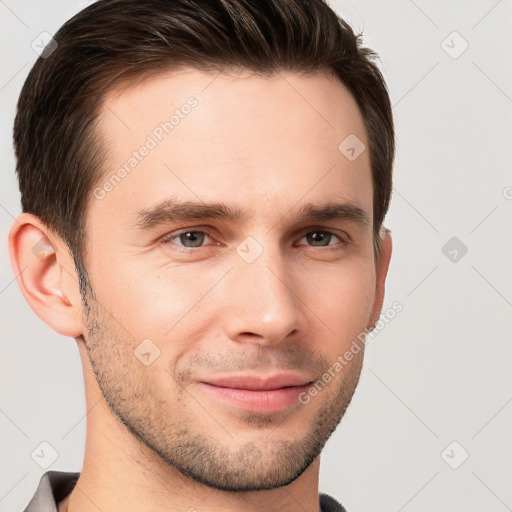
[8,213,84,338]
[368,227,392,328]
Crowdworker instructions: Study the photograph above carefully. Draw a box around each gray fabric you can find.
[24,471,79,512]
[319,492,348,512]
[23,471,347,512]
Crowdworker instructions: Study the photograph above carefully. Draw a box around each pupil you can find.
[182,232,203,247]
[309,232,329,246]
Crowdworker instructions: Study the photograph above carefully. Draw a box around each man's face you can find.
[81,68,380,491]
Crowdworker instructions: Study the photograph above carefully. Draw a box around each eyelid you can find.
[296,225,350,241]
[160,227,216,248]
[295,229,348,248]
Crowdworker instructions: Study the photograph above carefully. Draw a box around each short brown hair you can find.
[14,0,394,292]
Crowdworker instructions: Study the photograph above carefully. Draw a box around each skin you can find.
[9,68,392,512]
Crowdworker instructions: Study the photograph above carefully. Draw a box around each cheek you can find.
[88,254,222,344]
[300,258,376,344]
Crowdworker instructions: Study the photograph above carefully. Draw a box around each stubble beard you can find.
[80,284,363,492]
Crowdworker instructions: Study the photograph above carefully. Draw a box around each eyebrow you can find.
[132,197,370,230]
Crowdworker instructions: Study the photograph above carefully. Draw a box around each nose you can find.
[221,245,307,347]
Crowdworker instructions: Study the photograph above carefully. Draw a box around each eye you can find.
[160,228,348,252]
[296,230,347,249]
[162,230,214,249]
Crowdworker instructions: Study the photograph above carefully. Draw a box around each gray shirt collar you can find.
[24,471,347,512]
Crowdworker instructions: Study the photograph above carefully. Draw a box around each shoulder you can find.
[319,492,349,512]
[23,471,80,512]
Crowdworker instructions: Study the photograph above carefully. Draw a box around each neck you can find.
[60,341,322,512]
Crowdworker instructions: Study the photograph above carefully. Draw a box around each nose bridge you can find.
[224,237,305,344]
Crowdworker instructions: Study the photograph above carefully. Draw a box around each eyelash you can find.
[160,228,349,252]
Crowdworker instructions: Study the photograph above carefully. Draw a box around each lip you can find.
[197,373,314,414]
[200,373,312,390]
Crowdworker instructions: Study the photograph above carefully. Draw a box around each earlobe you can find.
[8,213,84,338]
[368,227,393,329]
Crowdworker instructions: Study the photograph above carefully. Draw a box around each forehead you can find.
[90,68,372,228]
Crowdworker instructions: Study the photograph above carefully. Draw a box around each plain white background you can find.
[1,1,511,511]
